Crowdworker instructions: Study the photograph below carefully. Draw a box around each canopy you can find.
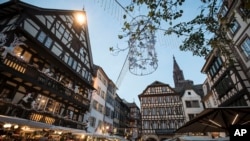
[0,115,86,133]
[0,115,52,129]
[175,107,250,133]
[178,136,229,141]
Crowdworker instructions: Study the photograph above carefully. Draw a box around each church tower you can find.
[173,56,185,88]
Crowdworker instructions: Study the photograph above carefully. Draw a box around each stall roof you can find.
[178,136,229,141]
[0,115,52,129]
[175,107,250,133]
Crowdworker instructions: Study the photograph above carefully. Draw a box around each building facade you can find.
[173,56,205,122]
[201,0,250,107]
[113,93,124,136]
[104,79,116,135]
[88,65,108,134]
[138,81,185,141]
[125,102,142,141]
[0,0,94,134]
[177,85,204,122]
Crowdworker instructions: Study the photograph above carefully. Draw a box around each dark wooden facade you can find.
[0,1,94,130]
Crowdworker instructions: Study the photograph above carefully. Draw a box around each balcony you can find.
[0,99,87,129]
[1,53,90,109]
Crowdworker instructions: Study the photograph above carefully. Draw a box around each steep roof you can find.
[0,0,86,18]
[138,80,178,98]
[174,83,204,98]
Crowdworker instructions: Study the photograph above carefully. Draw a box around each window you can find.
[208,57,223,78]
[188,114,195,120]
[238,2,250,17]
[150,88,155,93]
[229,19,240,35]
[45,37,53,48]
[97,87,101,95]
[13,46,23,57]
[192,101,199,107]
[185,100,200,108]
[106,107,110,117]
[215,73,234,98]
[92,100,98,110]
[101,90,105,99]
[38,31,46,43]
[219,5,228,17]
[24,19,39,37]
[240,37,250,59]
[162,87,167,92]
[67,56,73,66]
[22,51,32,62]
[98,104,103,113]
[51,43,63,57]
[89,117,96,127]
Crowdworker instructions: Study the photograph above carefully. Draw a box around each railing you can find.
[2,53,90,107]
[0,99,87,129]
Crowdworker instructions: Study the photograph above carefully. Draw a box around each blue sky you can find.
[2,0,207,106]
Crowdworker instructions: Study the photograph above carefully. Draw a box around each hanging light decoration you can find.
[128,15,158,76]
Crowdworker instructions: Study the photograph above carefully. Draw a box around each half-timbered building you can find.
[138,81,185,141]
[0,0,94,132]
[201,0,250,107]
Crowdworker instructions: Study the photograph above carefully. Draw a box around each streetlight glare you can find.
[75,12,85,25]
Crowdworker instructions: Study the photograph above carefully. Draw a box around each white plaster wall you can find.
[182,89,204,122]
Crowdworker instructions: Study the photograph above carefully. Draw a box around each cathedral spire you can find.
[173,56,185,88]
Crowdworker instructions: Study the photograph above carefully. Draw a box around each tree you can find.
[111,0,250,59]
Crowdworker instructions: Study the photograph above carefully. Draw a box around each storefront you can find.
[0,115,129,141]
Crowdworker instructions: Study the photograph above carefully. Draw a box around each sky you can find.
[1,0,207,106]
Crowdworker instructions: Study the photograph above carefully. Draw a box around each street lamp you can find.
[3,123,12,128]
[74,12,85,25]
[102,125,109,135]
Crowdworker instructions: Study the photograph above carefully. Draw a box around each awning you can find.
[50,125,86,134]
[0,115,52,129]
[178,136,229,141]
[0,115,86,133]
[175,107,250,133]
